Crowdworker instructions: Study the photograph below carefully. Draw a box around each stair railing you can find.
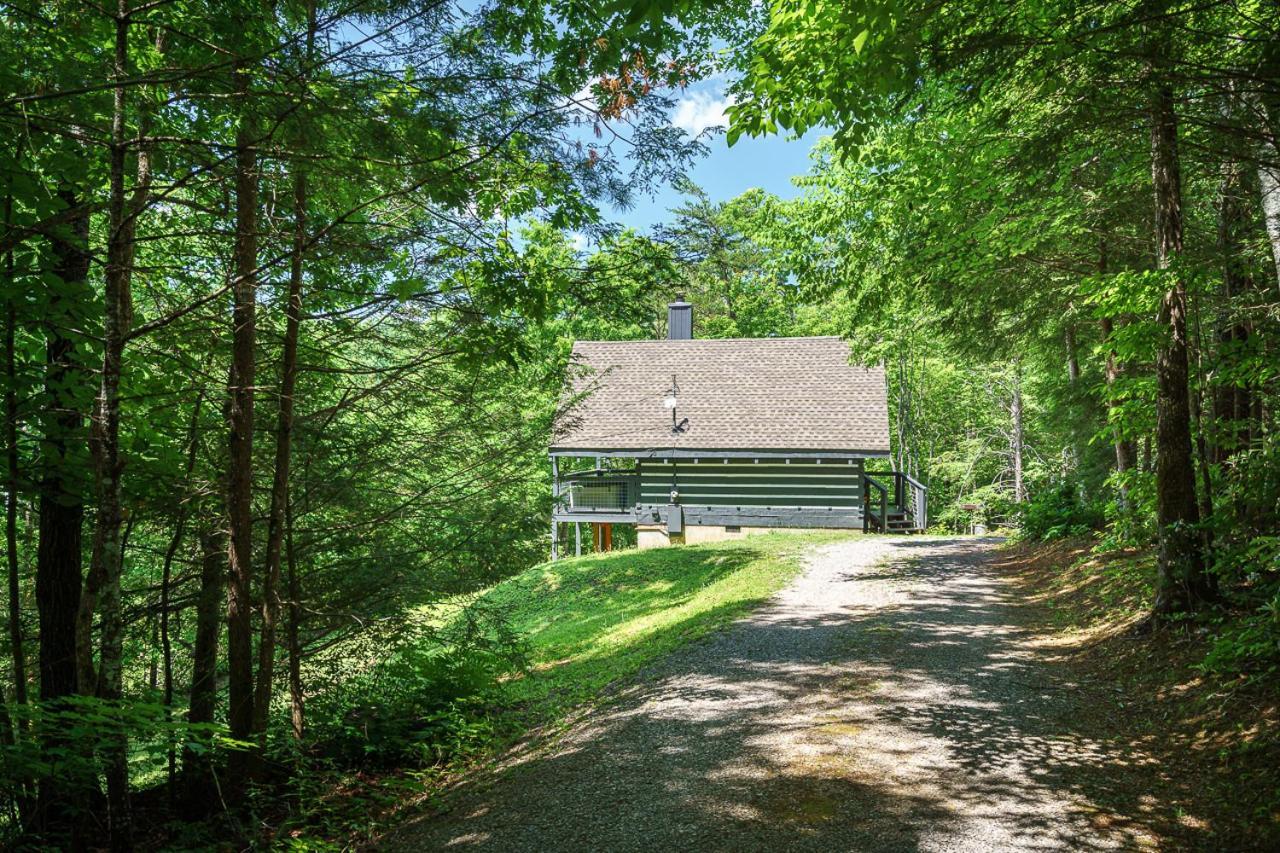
[864,470,929,532]
[862,473,889,532]
[899,470,928,531]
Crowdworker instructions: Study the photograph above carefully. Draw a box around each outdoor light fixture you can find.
[664,374,688,433]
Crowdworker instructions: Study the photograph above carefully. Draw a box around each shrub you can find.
[1201,593,1280,680]
[306,647,502,769]
[0,695,230,847]
[1098,467,1157,550]
[1202,536,1280,680]
[932,484,1017,534]
[302,601,527,771]
[1019,481,1104,540]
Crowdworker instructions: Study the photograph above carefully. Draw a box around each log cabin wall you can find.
[638,458,865,510]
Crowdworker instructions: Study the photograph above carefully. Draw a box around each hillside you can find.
[281,533,842,845]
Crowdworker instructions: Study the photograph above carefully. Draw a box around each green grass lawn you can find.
[455,531,849,719]
[287,532,850,846]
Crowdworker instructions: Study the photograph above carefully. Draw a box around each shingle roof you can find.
[551,336,890,456]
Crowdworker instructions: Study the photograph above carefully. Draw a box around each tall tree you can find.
[254,0,315,743]
[3,158,26,718]
[35,189,91,837]
[224,47,261,786]
[181,522,224,814]
[1145,22,1211,614]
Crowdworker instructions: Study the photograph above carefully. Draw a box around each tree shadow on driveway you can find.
[380,537,1198,852]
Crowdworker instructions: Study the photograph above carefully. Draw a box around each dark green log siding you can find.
[638,458,865,508]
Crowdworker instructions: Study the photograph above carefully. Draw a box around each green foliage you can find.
[1202,525,1280,680]
[1097,468,1159,551]
[0,0,727,842]
[654,183,801,338]
[1201,587,1280,681]
[1018,482,1106,541]
[0,696,234,844]
[931,483,1018,534]
[305,643,512,771]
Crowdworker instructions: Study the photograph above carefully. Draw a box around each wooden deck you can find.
[551,464,926,535]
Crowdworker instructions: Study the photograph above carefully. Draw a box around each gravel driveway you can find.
[382,536,1151,852]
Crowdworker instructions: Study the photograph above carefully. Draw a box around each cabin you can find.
[548,298,926,557]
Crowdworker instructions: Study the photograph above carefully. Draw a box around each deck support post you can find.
[590,522,612,552]
[550,456,560,561]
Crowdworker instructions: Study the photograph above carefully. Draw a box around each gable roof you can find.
[551,336,890,456]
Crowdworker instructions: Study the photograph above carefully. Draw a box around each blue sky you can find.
[604,79,827,233]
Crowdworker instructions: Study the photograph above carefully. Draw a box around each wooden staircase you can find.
[884,508,919,532]
[862,471,927,534]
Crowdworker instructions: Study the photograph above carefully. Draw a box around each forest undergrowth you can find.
[1002,538,1280,848]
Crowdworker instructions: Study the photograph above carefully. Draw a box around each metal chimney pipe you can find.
[667,295,692,340]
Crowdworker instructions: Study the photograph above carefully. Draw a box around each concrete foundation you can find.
[637,524,847,548]
[637,525,683,549]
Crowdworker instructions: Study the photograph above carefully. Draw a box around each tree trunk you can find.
[1097,241,1137,504]
[35,184,92,840]
[253,120,309,745]
[895,356,910,474]
[1190,293,1215,535]
[1255,41,1280,293]
[285,497,304,741]
[3,150,32,826]
[0,685,12,748]
[1010,362,1026,504]
[275,3,316,749]
[158,529,177,801]
[1214,129,1253,461]
[1064,324,1080,384]
[36,191,89,698]
[181,525,224,816]
[225,58,259,787]
[79,10,142,844]
[4,169,27,716]
[1062,322,1082,478]
[1148,81,1211,615]
[1099,316,1137,504]
[160,392,203,807]
[1258,121,1280,292]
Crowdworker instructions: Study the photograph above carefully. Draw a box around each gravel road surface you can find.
[382,536,1150,852]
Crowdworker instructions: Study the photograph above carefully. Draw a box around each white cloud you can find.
[569,231,589,252]
[568,81,597,107]
[557,78,602,115]
[671,89,734,137]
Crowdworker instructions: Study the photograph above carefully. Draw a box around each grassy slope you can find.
[1000,539,1280,849]
[472,531,844,717]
